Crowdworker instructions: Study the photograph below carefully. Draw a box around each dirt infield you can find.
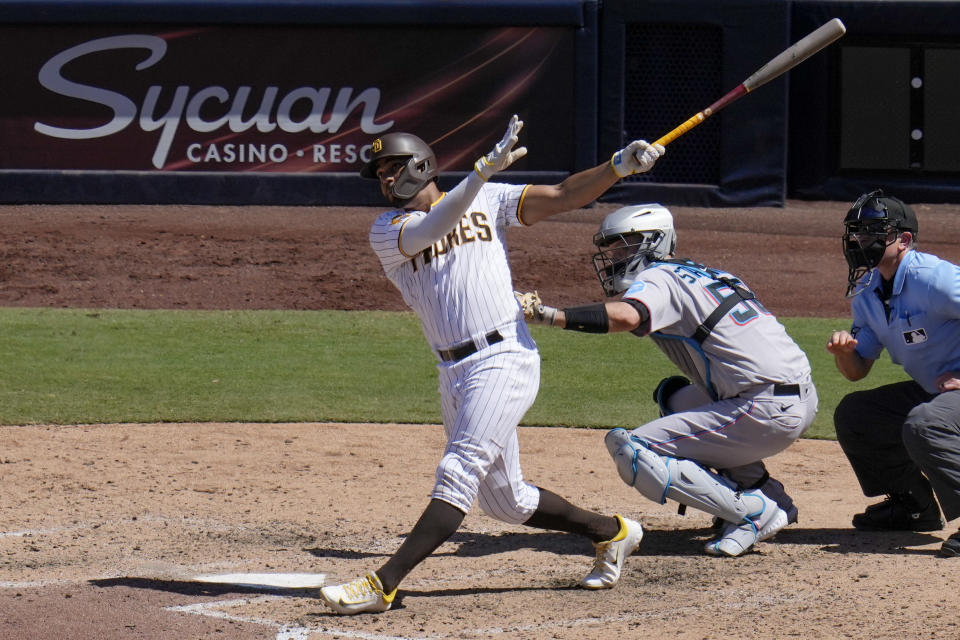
[1,423,957,640]
[2,200,960,639]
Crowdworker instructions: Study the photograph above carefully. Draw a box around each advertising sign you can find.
[1,25,576,174]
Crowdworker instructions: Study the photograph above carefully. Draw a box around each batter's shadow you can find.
[305,531,595,561]
[306,528,710,561]
[305,527,944,561]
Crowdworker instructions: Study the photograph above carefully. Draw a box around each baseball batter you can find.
[319,116,664,614]
[519,204,818,557]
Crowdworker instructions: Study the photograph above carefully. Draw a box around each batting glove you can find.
[610,139,665,178]
[474,115,528,181]
[514,290,558,326]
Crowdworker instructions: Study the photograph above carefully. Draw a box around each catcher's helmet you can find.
[592,204,676,296]
[842,189,918,296]
[360,132,438,204]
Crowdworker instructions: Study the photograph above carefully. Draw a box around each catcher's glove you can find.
[514,290,558,326]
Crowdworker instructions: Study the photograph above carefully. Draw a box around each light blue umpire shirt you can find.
[850,250,960,394]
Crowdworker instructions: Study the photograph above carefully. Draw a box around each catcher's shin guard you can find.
[604,428,766,524]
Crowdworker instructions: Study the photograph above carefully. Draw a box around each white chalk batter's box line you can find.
[167,594,700,640]
[0,523,90,538]
[168,597,415,640]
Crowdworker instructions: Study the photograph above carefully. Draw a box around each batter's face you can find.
[375,157,406,204]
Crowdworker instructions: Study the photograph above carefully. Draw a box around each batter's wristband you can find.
[563,303,609,334]
[473,156,492,181]
[610,150,630,178]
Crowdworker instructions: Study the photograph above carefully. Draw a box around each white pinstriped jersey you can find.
[623,260,811,399]
[370,182,529,351]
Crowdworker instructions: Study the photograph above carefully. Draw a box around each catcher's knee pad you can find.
[604,428,671,503]
[652,375,691,417]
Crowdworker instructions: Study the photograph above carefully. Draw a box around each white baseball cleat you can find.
[580,514,643,589]
[757,505,790,542]
[319,571,396,615]
[704,491,788,558]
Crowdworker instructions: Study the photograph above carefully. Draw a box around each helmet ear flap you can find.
[390,155,437,203]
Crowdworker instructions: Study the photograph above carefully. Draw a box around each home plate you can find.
[194,572,325,589]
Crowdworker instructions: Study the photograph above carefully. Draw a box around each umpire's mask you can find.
[842,190,918,297]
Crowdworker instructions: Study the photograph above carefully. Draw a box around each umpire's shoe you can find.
[581,514,643,589]
[940,529,960,558]
[320,571,396,615]
[852,495,944,532]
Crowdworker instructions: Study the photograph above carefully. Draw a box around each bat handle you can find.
[653,112,706,148]
[649,84,746,149]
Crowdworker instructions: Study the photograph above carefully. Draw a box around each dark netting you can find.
[623,23,722,185]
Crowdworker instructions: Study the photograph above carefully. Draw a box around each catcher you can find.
[517,203,817,557]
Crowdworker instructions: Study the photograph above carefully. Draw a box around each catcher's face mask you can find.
[592,231,663,297]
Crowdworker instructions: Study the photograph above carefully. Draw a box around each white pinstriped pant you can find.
[432,336,541,524]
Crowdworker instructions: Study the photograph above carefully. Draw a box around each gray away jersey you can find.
[624,260,811,399]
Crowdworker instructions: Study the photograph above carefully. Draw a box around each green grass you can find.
[0,308,909,438]
[0,309,437,425]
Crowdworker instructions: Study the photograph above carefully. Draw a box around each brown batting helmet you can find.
[360,132,438,203]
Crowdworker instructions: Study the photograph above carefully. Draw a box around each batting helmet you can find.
[360,133,438,204]
[592,204,677,296]
[842,189,918,296]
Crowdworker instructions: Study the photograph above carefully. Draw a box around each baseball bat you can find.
[649,17,846,148]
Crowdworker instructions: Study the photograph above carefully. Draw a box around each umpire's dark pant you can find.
[834,381,960,522]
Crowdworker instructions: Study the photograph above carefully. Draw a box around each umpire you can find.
[827,190,960,557]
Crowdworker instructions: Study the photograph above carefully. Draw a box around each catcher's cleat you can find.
[580,514,643,589]
[756,507,790,542]
[712,497,796,531]
[319,571,396,615]
[704,491,786,558]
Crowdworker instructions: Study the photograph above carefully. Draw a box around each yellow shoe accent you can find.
[609,514,629,543]
[320,571,395,615]
[381,581,397,604]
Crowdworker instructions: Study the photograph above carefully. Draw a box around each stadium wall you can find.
[0,0,957,206]
[789,0,960,204]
